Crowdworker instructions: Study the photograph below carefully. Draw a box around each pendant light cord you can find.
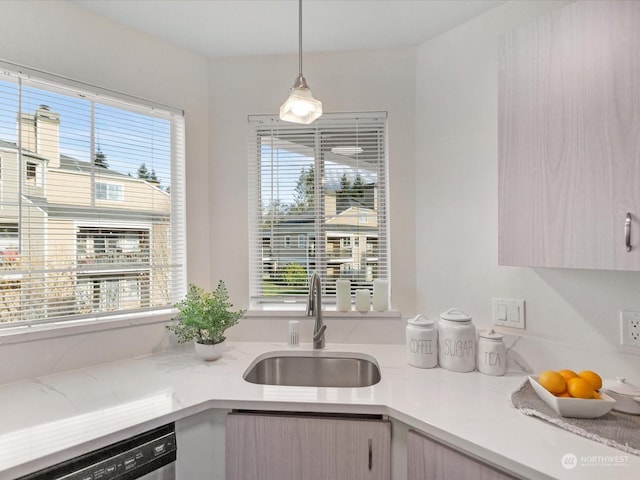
[298,0,303,77]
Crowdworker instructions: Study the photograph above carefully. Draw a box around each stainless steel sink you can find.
[243,351,381,388]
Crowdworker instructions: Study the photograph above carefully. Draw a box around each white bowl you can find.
[528,376,616,419]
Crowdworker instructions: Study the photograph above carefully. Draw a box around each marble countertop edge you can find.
[0,342,638,480]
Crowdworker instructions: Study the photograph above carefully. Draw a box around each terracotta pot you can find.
[194,341,223,361]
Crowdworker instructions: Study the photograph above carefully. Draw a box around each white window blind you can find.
[0,64,186,326]
[248,112,389,306]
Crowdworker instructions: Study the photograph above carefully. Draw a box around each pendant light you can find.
[279,0,322,124]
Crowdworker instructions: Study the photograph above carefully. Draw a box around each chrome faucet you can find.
[306,272,326,349]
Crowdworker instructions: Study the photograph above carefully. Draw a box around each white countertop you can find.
[0,342,638,479]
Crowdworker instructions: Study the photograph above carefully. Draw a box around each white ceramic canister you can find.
[477,329,506,376]
[438,308,476,372]
[602,377,640,415]
[406,314,438,368]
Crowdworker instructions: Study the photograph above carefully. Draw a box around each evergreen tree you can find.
[292,166,314,212]
[136,163,162,188]
[94,146,108,168]
[337,173,351,212]
[352,174,365,200]
[264,199,289,218]
[137,163,150,180]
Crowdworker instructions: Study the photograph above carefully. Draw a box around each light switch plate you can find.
[493,298,525,329]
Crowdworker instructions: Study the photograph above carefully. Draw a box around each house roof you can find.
[262,204,378,238]
[24,195,169,222]
[59,154,132,179]
[0,138,133,179]
[0,139,17,150]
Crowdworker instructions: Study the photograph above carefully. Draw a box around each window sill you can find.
[0,309,176,346]
[245,305,402,320]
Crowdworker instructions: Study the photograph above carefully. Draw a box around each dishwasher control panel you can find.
[17,423,176,480]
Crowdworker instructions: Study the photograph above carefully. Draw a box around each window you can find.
[0,64,185,326]
[95,182,123,201]
[25,160,43,187]
[77,227,150,265]
[26,162,36,180]
[248,112,389,305]
[0,224,19,266]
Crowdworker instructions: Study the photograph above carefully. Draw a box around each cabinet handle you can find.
[368,437,372,470]
[626,213,632,252]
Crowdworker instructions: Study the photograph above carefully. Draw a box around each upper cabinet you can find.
[498,0,640,270]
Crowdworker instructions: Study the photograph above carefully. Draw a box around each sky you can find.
[0,73,171,187]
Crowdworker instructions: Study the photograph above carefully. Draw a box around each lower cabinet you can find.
[407,430,517,480]
[226,411,391,480]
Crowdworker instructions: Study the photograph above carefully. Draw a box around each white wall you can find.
[1,0,638,381]
[415,0,640,377]
[208,48,417,343]
[0,0,209,382]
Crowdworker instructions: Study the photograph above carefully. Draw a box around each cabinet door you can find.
[499,0,640,270]
[407,430,517,480]
[226,412,390,480]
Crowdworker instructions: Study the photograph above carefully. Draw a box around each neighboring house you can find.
[261,192,379,288]
[0,106,170,322]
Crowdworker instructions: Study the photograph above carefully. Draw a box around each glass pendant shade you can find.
[280,74,322,124]
[279,0,322,124]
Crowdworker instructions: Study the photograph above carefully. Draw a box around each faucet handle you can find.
[313,324,327,340]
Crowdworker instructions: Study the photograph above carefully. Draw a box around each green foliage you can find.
[292,166,315,212]
[137,162,161,186]
[336,173,373,212]
[262,199,290,227]
[137,163,150,179]
[94,146,108,168]
[166,281,245,345]
[281,263,307,286]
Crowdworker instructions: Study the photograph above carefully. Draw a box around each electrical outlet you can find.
[620,310,640,348]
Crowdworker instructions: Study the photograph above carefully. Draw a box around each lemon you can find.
[557,369,579,382]
[578,370,602,391]
[567,377,595,399]
[538,370,567,394]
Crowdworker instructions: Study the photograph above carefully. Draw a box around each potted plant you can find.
[167,281,245,360]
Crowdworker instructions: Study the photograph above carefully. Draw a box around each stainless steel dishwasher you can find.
[17,423,176,480]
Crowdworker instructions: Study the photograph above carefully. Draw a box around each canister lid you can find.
[479,329,503,340]
[440,308,472,322]
[603,377,640,396]
[408,314,434,327]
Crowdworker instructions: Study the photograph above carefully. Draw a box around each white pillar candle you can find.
[355,289,370,313]
[336,279,351,312]
[372,279,389,312]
